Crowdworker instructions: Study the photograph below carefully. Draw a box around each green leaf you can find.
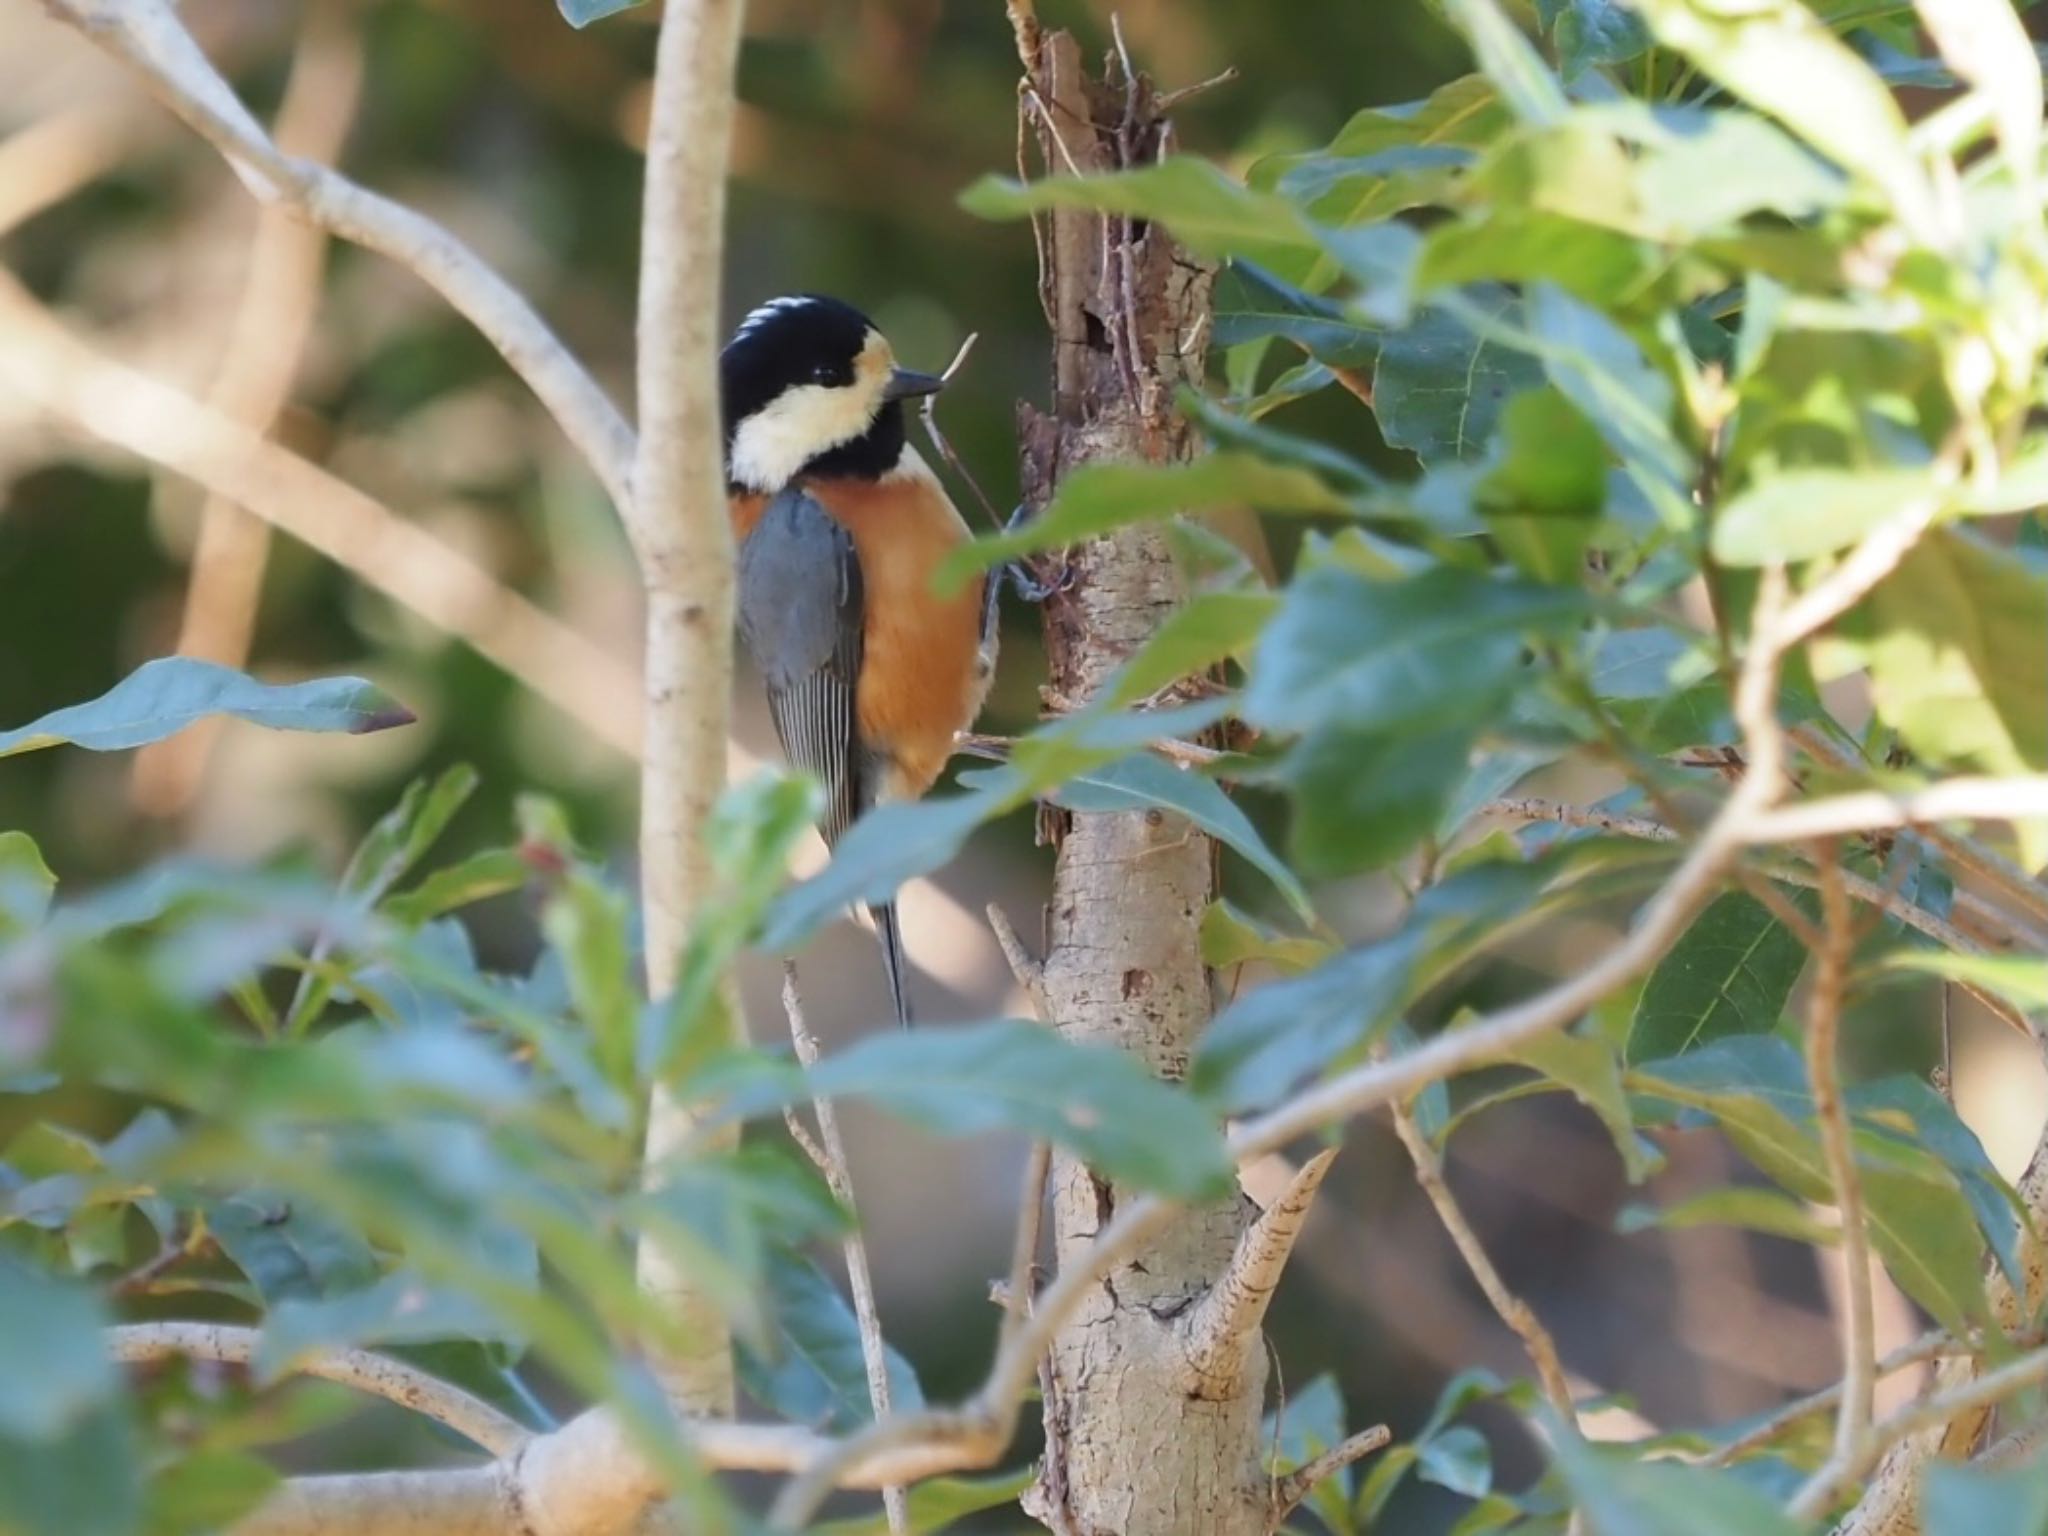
[1044,753,1312,922]
[0,1402,139,1536]
[1882,951,2048,1012]
[0,831,56,938]
[1548,1428,1803,1536]
[1625,893,1809,1065]
[1523,285,1690,513]
[762,1021,1233,1201]
[1417,1423,1494,1499]
[1631,1040,1993,1332]
[0,659,413,758]
[145,1449,281,1536]
[942,454,1359,584]
[1265,1374,1360,1535]
[383,849,529,926]
[1828,534,2048,847]
[1628,0,1934,239]
[1712,467,1945,566]
[1923,1458,2048,1536]
[1855,1075,2026,1292]
[0,1257,117,1437]
[1201,901,1334,976]
[1510,1030,1660,1183]
[1246,564,1586,737]
[1443,0,1569,126]
[1617,1186,1839,1246]
[812,1469,1033,1535]
[207,1191,378,1304]
[1917,0,2042,195]
[1374,299,1547,464]
[1479,388,1606,583]
[736,1253,923,1432]
[1214,263,1379,369]
[1278,719,1480,875]
[960,161,1315,267]
[1093,590,1280,713]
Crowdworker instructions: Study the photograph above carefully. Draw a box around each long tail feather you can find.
[871,901,913,1028]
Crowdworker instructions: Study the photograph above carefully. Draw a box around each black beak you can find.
[881,367,946,402]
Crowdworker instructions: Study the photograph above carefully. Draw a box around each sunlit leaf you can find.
[1713,467,1946,566]
[0,832,55,938]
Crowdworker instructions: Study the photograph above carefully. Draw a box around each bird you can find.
[723,294,993,1028]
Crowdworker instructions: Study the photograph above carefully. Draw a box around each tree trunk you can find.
[1012,25,1285,1536]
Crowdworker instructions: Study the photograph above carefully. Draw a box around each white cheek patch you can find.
[729,380,884,491]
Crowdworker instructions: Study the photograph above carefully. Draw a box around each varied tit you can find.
[724,294,994,1028]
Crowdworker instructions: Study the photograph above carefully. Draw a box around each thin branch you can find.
[0,104,135,237]
[132,0,363,816]
[1269,1424,1392,1521]
[988,901,1052,1021]
[1790,1343,2048,1521]
[108,1322,528,1457]
[1747,777,2048,845]
[1805,845,1876,1469]
[0,271,643,758]
[783,965,908,1535]
[1706,1329,1960,1467]
[629,0,749,1422]
[918,332,1008,535]
[1181,1149,1337,1399]
[1390,1104,1577,1424]
[38,0,636,519]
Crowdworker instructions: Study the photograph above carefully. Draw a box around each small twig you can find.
[1269,1423,1392,1520]
[1154,65,1240,114]
[1746,777,2048,844]
[988,902,1053,1022]
[108,1322,528,1457]
[783,963,908,1534]
[111,1222,208,1298]
[918,331,1008,535]
[1707,1328,1961,1466]
[1805,844,1876,1470]
[1390,1103,1577,1424]
[957,729,1225,772]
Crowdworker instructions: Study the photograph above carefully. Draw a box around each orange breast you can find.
[730,466,988,800]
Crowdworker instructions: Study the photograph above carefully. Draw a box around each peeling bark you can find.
[1012,27,1293,1536]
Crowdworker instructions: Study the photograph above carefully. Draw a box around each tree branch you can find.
[1747,778,2048,845]
[37,0,636,517]
[1269,1424,1392,1523]
[627,0,748,1423]
[109,1322,528,1458]
[1181,1149,1336,1399]
[1802,846,1876,1475]
[1389,1104,1577,1424]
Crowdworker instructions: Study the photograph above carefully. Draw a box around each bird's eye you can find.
[810,362,837,385]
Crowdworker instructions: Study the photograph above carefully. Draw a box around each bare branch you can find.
[0,272,642,758]
[1269,1423,1392,1522]
[1803,846,1876,1473]
[628,0,749,1423]
[1390,1105,1577,1424]
[0,105,135,237]
[1182,1149,1336,1399]
[1747,777,2048,845]
[109,1322,528,1458]
[38,0,636,517]
[784,965,908,1534]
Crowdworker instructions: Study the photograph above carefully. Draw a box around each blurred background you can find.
[1,0,2040,1527]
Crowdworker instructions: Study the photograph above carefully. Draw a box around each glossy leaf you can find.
[556,0,644,25]
[1882,951,2048,1012]
[1923,1459,2048,1536]
[736,1253,923,1432]
[1374,298,1546,464]
[1510,1029,1659,1183]
[1549,1426,1804,1536]
[1616,1186,1838,1246]
[0,659,413,758]
[1626,893,1809,1065]
[1044,752,1312,921]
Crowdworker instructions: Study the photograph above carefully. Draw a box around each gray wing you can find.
[737,488,865,849]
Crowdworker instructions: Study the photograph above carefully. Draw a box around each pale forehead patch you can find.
[732,294,821,343]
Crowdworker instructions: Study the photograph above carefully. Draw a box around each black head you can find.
[720,295,945,492]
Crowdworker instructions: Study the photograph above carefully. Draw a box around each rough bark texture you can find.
[1012,27,1277,1536]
